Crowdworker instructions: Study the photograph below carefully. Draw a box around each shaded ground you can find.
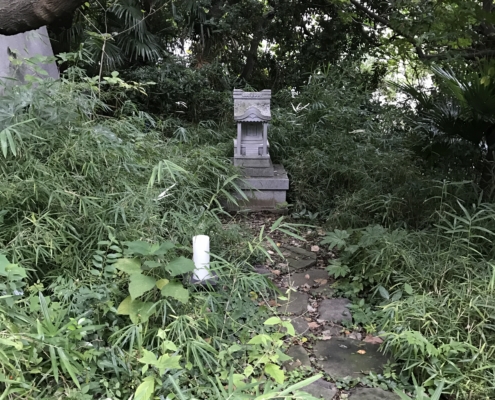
[226,212,401,399]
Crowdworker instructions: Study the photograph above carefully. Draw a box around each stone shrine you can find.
[228,89,289,211]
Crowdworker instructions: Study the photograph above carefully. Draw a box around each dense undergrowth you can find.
[283,68,495,399]
[2,59,495,400]
[0,74,321,399]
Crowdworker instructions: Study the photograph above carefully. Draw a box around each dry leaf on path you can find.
[357,350,366,355]
[363,335,383,344]
[305,274,310,280]
[311,245,320,252]
[321,330,332,340]
[314,278,328,286]
[307,305,316,312]
[308,322,319,329]
[272,270,281,276]
[268,300,278,307]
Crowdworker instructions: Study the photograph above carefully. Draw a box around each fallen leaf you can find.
[314,278,328,286]
[305,317,312,322]
[267,250,274,255]
[272,270,281,276]
[305,274,310,280]
[311,245,320,252]
[308,322,319,329]
[321,330,332,340]
[316,319,326,324]
[363,335,384,344]
[268,300,278,307]
[357,350,366,355]
[307,305,316,312]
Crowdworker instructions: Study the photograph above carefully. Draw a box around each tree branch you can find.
[349,0,495,61]
[0,0,85,36]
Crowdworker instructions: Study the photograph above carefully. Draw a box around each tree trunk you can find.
[0,0,84,36]
[481,125,495,199]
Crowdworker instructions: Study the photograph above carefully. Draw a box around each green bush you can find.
[323,197,495,399]
[269,65,479,228]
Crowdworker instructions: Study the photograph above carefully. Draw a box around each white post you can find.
[192,235,212,282]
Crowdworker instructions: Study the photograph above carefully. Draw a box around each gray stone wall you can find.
[0,27,59,85]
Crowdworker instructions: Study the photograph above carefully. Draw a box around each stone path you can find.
[260,242,400,400]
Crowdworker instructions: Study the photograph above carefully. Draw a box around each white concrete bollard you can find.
[192,235,212,282]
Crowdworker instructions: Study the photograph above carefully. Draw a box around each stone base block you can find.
[233,155,271,168]
[224,164,289,212]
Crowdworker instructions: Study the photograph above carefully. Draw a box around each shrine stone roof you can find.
[233,89,271,121]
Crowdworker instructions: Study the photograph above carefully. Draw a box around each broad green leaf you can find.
[166,256,195,276]
[151,241,175,255]
[233,373,247,389]
[378,285,390,300]
[129,300,156,324]
[281,321,295,336]
[248,334,272,345]
[138,349,158,365]
[228,344,243,354]
[264,317,282,325]
[264,363,284,384]
[243,365,254,377]
[129,273,156,299]
[161,281,189,304]
[156,278,169,289]
[124,241,152,255]
[115,258,141,274]
[161,340,177,352]
[134,376,155,400]
[404,283,413,295]
[117,296,132,315]
[156,354,182,372]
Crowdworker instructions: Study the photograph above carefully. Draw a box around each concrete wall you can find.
[0,27,59,84]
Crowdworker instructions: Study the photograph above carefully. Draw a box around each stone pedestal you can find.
[226,163,289,212]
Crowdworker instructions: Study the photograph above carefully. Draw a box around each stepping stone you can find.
[349,387,400,399]
[281,246,316,270]
[311,285,334,297]
[319,298,352,323]
[278,291,309,314]
[289,316,309,335]
[253,265,272,275]
[301,379,337,399]
[313,337,390,379]
[284,345,311,371]
[281,269,332,296]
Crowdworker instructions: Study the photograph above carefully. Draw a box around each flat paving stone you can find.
[319,298,352,323]
[301,379,337,399]
[282,268,329,288]
[278,291,309,314]
[290,316,310,334]
[284,345,311,371]
[282,246,317,270]
[253,265,272,275]
[349,387,400,400]
[311,285,335,297]
[313,337,390,379]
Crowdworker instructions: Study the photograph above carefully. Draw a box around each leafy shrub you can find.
[0,75,241,278]
[122,57,234,123]
[269,64,479,228]
[323,198,495,399]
